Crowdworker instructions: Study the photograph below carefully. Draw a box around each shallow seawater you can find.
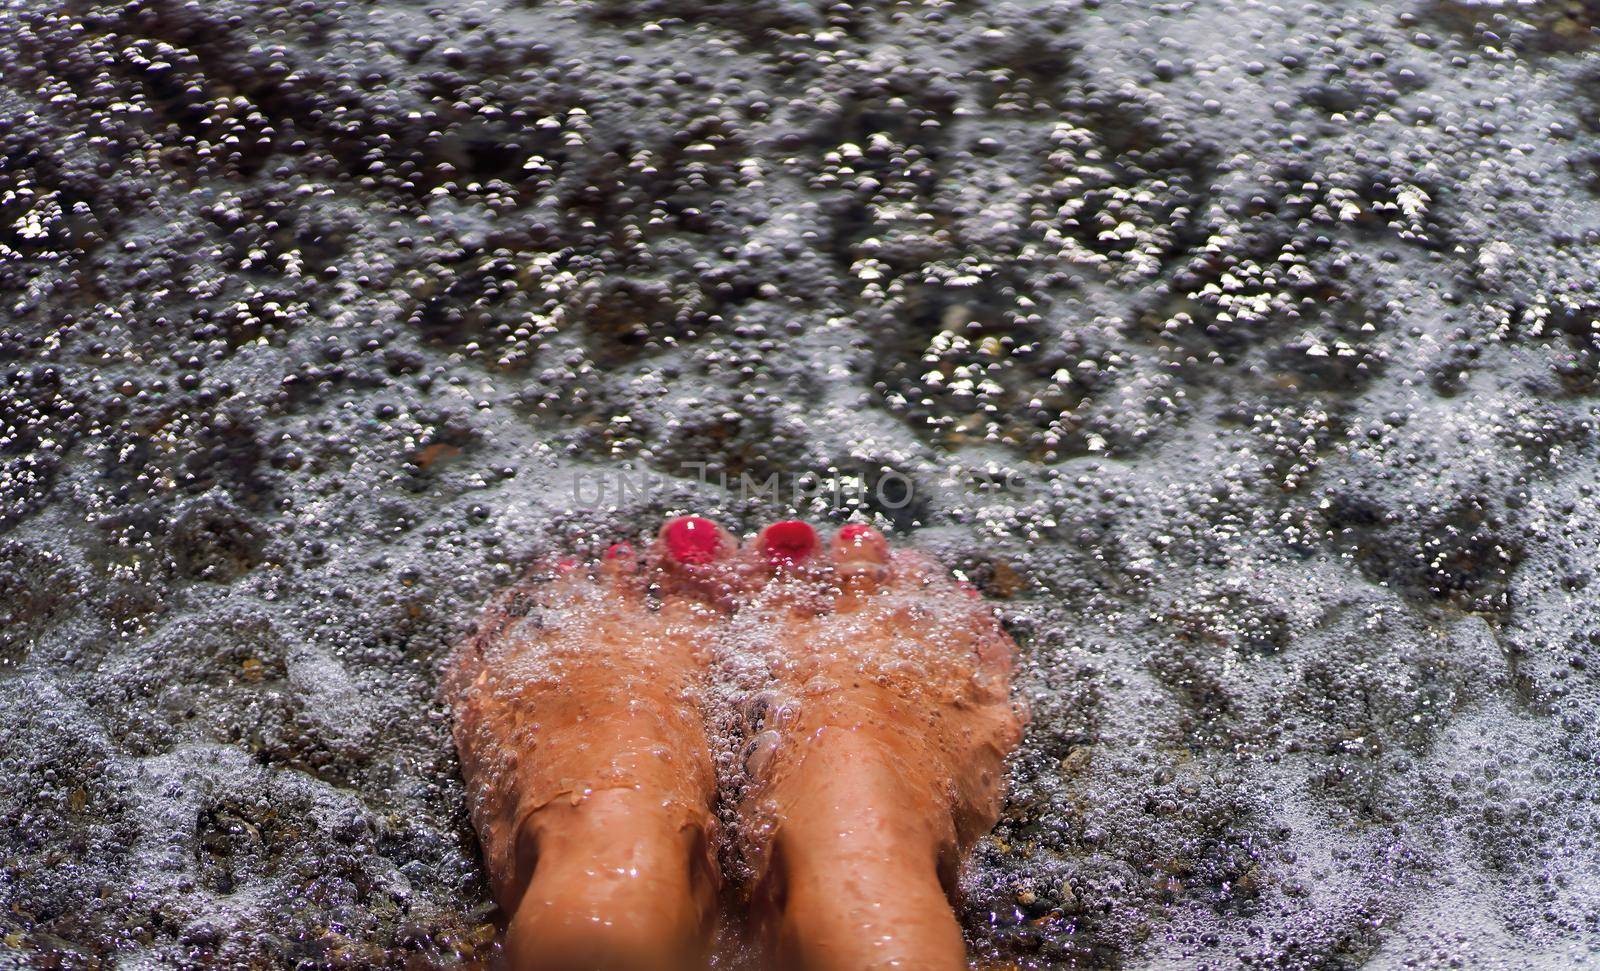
[3,0,1600,967]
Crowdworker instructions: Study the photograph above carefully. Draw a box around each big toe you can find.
[650,515,742,609]
[830,524,892,610]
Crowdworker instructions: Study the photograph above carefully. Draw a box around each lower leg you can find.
[504,788,719,971]
[756,734,968,971]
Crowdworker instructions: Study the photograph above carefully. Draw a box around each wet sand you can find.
[2,0,1600,966]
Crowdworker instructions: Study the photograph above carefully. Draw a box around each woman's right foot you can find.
[445,515,740,971]
[729,522,1025,971]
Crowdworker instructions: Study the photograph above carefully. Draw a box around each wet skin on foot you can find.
[444,516,739,971]
[445,517,1023,971]
[731,520,1024,971]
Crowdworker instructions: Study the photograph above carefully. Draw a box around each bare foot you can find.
[728,522,1025,971]
[444,515,740,971]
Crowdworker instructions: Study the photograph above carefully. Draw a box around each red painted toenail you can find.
[663,516,725,565]
[835,523,889,561]
[761,520,818,564]
[605,542,634,560]
[837,523,886,547]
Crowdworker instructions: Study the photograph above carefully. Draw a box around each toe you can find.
[888,547,947,590]
[541,554,600,597]
[660,515,736,566]
[743,520,832,614]
[587,540,654,608]
[496,556,594,616]
[650,515,742,608]
[448,556,600,690]
[600,540,643,589]
[866,544,1015,683]
[971,622,1018,696]
[831,524,891,610]
[756,520,823,569]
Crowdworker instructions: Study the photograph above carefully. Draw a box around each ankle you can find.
[766,828,965,971]
[755,735,967,971]
[507,790,718,970]
[773,805,954,911]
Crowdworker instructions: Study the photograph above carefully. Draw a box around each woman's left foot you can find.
[727,522,1025,971]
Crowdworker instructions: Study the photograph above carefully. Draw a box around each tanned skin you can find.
[445,516,1023,971]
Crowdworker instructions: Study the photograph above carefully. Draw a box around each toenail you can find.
[833,525,890,583]
[837,523,877,545]
[761,520,818,564]
[662,516,726,565]
[835,523,889,561]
